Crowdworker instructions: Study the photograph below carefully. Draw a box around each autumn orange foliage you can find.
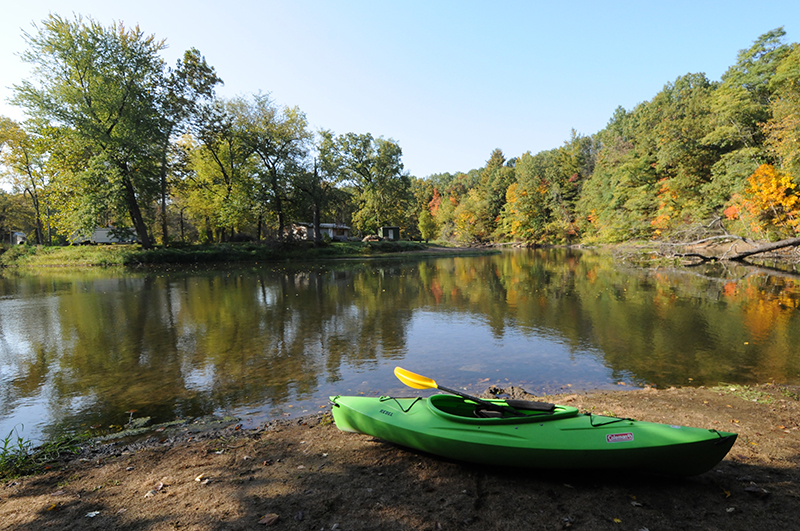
[724,164,800,236]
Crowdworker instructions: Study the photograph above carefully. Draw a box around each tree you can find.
[702,29,790,209]
[12,15,218,248]
[0,191,36,243]
[0,117,52,243]
[417,205,437,242]
[764,44,800,183]
[721,28,790,106]
[724,164,800,239]
[236,93,312,240]
[475,149,515,240]
[184,101,256,241]
[499,150,560,243]
[156,48,222,243]
[319,132,409,235]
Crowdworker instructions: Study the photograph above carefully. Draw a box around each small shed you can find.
[380,226,400,241]
[318,223,351,241]
[294,223,351,242]
[11,232,27,245]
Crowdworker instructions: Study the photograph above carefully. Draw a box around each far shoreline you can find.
[0,240,502,269]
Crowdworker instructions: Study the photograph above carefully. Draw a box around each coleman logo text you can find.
[606,432,634,443]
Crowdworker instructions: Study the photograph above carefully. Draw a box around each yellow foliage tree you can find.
[725,164,800,237]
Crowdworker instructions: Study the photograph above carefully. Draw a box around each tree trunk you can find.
[313,203,321,245]
[160,154,168,245]
[204,216,213,243]
[728,237,800,261]
[270,168,285,241]
[122,175,152,249]
[25,188,44,245]
[675,236,800,262]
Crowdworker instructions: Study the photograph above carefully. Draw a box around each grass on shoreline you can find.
[0,426,83,480]
[0,240,475,268]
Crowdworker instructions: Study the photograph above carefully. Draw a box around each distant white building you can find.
[72,227,138,244]
[292,223,351,242]
[11,232,26,245]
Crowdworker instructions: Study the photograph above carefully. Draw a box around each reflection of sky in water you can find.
[1,402,48,441]
[237,310,622,430]
[183,364,216,390]
[0,300,38,359]
[0,299,52,442]
[403,311,620,396]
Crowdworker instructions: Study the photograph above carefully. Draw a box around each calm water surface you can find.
[2,249,799,443]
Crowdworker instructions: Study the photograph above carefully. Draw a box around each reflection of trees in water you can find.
[507,251,800,387]
[1,253,799,440]
[407,250,800,388]
[134,264,418,419]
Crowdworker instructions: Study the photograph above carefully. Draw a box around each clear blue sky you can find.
[1,1,797,178]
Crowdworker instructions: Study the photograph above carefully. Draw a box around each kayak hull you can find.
[330,394,737,476]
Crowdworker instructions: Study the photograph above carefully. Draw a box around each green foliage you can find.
[3,22,799,249]
[721,27,790,105]
[711,384,774,404]
[0,426,82,479]
[11,15,221,249]
[12,15,170,247]
[0,241,449,267]
[764,44,800,183]
[417,206,437,242]
[319,131,410,235]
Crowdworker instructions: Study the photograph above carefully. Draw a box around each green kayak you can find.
[330,394,737,476]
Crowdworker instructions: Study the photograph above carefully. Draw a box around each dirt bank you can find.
[2,384,798,531]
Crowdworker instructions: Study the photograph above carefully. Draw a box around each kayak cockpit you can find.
[427,394,579,424]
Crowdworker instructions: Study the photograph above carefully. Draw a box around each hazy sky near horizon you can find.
[1,1,797,177]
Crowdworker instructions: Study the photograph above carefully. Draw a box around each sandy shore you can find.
[1,383,798,531]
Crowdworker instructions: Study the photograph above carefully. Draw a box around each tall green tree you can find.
[157,48,222,243]
[184,100,256,241]
[319,132,409,235]
[721,27,790,106]
[476,149,516,240]
[577,105,659,241]
[0,117,53,243]
[764,43,800,183]
[236,93,312,240]
[649,73,717,228]
[703,28,790,208]
[499,149,561,242]
[12,15,218,248]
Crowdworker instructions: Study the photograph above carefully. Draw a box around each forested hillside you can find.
[1,17,798,248]
[417,28,800,245]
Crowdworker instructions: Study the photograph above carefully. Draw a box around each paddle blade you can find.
[394,367,438,390]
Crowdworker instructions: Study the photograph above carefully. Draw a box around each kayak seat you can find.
[474,407,504,418]
[429,394,579,423]
[473,400,556,418]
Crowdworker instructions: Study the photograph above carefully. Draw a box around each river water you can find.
[1,249,799,443]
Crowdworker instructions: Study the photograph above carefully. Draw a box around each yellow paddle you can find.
[394,366,555,414]
[394,366,514,413]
